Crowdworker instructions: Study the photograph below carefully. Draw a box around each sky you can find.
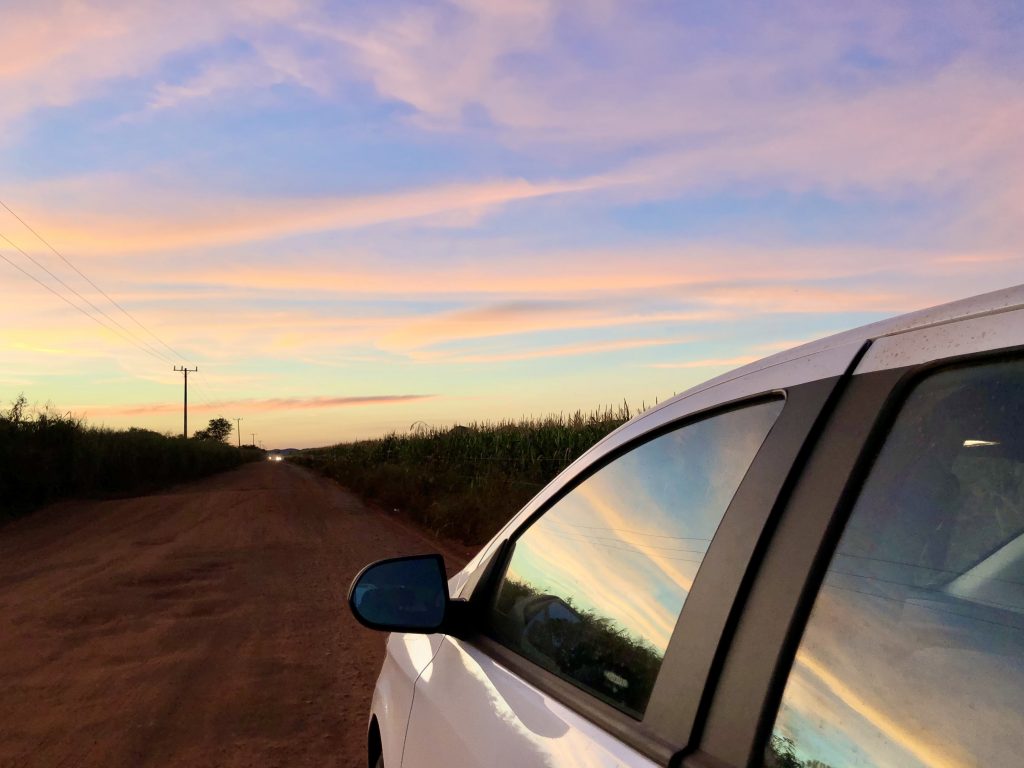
[0,0,1022,448]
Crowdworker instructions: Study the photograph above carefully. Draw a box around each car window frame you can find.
[689,335,1024,768]
[455,375,848,764]
[772,355,1024,768]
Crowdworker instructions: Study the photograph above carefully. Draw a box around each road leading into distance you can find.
[0,461,469,768]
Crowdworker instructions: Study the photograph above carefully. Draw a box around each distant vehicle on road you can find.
[349,285,1024,768]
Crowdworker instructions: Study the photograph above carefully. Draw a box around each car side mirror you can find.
[348,554,453,634]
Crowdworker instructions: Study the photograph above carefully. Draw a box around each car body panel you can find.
[400,636,659,768]
[372,633,445,768]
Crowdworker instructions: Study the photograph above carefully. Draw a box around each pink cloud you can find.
[2,240,1017,371]
[382,305,726,351]
[0,1,305,129]
[74,393,435,418]
[418,337,693,363]
[13,174,603,254]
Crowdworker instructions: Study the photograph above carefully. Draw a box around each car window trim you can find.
[650,377,843,749]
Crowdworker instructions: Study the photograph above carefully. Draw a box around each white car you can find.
[349,284,1024,768]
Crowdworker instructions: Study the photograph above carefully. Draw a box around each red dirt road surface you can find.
[0,461,470,768]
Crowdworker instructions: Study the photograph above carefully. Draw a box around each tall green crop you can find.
[0,395,260,517]
[293,404,635,544]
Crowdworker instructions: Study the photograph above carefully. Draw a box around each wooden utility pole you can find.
[235,417,242,448]
[173,366,198,439]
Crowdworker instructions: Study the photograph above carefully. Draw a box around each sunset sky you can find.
[1,0,1022,448]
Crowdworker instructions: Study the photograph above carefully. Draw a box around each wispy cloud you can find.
[3,241,1015,368]
[6,1,1021,216]
[417,337,692,363]
[382,303,726,351]
[0,1,304,131]
[13,174,605,253]
[75,393,436,418]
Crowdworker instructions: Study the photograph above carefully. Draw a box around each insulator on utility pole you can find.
[173,366,198,439]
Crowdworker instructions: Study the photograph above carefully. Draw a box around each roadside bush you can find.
[292,405,635,544]
[0,395,260,517]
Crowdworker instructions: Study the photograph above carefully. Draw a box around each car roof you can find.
[662,282,1024,409]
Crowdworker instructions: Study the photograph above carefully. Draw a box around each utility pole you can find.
[251,432,256,448]
[173,366,198,439]
[235,417,242,448]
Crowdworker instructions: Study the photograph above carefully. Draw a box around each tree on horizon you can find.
[194,417,233,444]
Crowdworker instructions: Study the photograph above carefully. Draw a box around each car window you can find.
[767,357,1024,768]
[487,398,783,718]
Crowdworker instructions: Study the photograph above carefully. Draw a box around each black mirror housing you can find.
[348,554,453,634]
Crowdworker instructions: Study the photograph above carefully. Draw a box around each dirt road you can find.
[0,461,470,768]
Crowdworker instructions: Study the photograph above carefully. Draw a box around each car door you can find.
[397,341,866,768]
[689,305,1024,767]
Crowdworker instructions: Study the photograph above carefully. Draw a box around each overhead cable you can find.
[0,249,169,365]
[0,230,173,364]
[0,198,187,362]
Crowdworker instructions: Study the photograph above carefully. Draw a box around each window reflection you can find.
[769,359,1024,768]
[490,399,782,717]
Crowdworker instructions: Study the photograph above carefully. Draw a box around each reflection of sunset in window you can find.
[493,399,781,714]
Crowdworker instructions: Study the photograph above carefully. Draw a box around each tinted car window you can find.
[768,358,1024,768]
[489,399,783,717]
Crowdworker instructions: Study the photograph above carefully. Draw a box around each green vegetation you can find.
[0,395,261,518]
[292,404,635,544]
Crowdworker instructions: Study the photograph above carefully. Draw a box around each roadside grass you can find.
[0,395,261,518]
[292,404,635,544]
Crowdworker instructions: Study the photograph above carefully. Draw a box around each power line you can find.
[0,199,232,427]
[0,198,187,362]
[185,370,228,423]
[0,248,170,366]
[190,369,221,409]
[0,230,173,365]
